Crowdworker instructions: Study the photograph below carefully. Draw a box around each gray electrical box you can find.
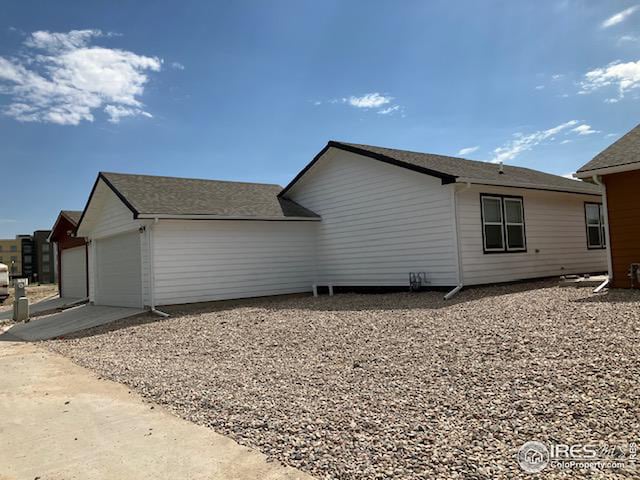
[13,279,29,323]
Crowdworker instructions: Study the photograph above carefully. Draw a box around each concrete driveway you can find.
[1,304,143,341]
[0,295,87,322]
[0,341,313,480]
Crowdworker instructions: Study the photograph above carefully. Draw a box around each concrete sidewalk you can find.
[0,341,313,480]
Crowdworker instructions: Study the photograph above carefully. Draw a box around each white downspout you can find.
[444,182,470,300]
[592,175,612,293]
[148,218,169,317]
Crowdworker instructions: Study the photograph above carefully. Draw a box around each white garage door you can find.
[95,232,142,308]
[61,246,87,299]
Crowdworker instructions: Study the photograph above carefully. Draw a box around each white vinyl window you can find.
[481,195,526,253]
[585,203,606,249]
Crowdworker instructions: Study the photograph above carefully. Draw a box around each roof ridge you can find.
[100,171,283,188]
[333,141,586,180]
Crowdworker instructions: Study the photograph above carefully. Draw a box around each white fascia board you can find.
[576,161,640,178]
[136,214,321,221]
[454,177,602,196]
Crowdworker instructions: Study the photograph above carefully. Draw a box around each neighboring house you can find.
[576,124,640,289]
[50,210,88,298]
[75,142,607,308]
[0,238,22,278]
[33,230,55,284]
[76,173,319,308]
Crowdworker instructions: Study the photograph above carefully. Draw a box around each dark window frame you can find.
[584,202,606,250]
[480,193,527,254]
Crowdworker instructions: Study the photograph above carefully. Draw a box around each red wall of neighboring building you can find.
[604,170,640,289]
[50,216,88,296]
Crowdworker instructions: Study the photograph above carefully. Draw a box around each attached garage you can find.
[94,232,142,307]
[50,210,88,300]
[60,246,87,298]
[76,172,319,309]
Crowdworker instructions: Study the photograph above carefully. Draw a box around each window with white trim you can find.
[585,203,606,249]
[481,195,526,253]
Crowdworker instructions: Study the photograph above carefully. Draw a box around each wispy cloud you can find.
[618,34,640,44]
[458,146,479,156]
[601,6,639,28]
[377,105,400,115]
[321,92,403,116]
[170,61,185,70]
[0,29,161,125]
[606,132,619,138]
[535,85,545,90]
[561,172,576,179]
[346,92,392,108]
[560,139,572,144]
[551,74,564,80]
[491,120,579,163]
[579,60,640,101]
[572,124,600,135]
[0,218,17,223]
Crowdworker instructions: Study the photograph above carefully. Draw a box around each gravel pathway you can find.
[46,281,640,479]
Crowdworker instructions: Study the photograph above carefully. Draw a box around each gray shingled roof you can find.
[61,210,82,225]
[100,172,319,219]
[333,142,601,195]
[577,123,640,174]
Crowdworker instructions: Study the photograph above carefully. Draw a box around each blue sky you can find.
[0,0,639,237]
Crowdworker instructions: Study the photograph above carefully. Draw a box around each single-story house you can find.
[49,210,88,299]
[77,141,607,308]
[576,123,640,289]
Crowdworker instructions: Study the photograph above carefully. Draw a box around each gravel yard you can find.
[47,281,640,479]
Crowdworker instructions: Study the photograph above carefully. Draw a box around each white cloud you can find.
[601,6,639,28]
[618,34,640,44]
[552,74,564,80]
[346,92,392,108]
[458,146,479,156]
[0,29,161,125]
[170,61,185,70]
[572,124,600,135]
[377,105,400,115]
[561,172,576,179]
[535,85,545,90]
[560,139,572,144]
[491,120,579,163]
[104,105,152,123]
[579,60,640,101]
[606,133,619,137]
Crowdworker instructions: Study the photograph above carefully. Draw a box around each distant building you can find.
[0,231,56,283]
[18,234,34,280]
[33,230,55,284]
[0,238,22,278]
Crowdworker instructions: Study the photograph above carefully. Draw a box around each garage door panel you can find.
[95,232,142,308]
[61,246,87,299]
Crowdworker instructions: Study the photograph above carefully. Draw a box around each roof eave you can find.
[136,214,321,221]
[455,177,602,196]
[576,161,640,179]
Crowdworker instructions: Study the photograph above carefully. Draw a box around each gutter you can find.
[454,177,601,196]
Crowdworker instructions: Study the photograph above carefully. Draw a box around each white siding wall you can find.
[286,149,458,286]
[458,185,607,285]
[152,220,318,305]
[79,180,149,305]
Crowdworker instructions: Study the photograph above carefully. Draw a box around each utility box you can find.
[13,279,29,323]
